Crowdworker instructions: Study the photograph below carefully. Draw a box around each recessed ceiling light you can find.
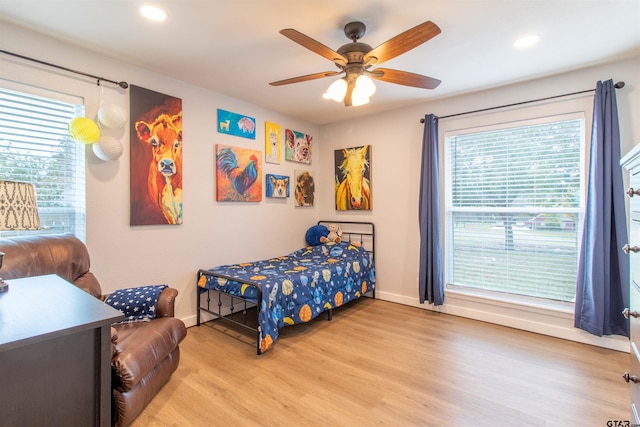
[140,5,167,22]
[514,34,540,48]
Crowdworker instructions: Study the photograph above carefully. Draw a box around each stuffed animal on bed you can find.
[305,224,329,246]
[326,223,342,243]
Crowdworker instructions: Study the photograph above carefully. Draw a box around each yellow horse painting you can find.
[335,145,371,210]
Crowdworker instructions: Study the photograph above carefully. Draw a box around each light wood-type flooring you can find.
[132,298,629,426]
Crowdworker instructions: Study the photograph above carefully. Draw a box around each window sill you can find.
[444,285,574,318]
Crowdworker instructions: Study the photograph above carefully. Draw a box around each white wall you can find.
[319,56,640,351]
[0,21,321,325]
[3,20,639,351]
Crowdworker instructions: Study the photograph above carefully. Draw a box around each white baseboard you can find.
[375,290,629,353]
[183,314,199,328]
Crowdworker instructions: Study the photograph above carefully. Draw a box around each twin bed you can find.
[196,221,376,354]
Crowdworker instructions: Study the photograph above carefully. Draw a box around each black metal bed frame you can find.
[196,220,375,355]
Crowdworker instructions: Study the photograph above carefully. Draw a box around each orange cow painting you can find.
[130,85,183,225]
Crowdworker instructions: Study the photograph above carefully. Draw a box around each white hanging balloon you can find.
[93,136,123,161]
[97,104,127,129]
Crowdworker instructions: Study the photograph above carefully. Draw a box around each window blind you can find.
[0,87,86,241]
[445,115,584,302]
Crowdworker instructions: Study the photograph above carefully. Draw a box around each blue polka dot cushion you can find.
[104,284,168,323]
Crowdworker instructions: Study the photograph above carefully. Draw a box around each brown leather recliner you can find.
[0,234,187,427]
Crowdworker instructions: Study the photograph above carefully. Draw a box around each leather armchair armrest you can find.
[156,287,178,318]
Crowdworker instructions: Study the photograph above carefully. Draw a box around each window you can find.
[0,87,86,241]
[445,113,585,303]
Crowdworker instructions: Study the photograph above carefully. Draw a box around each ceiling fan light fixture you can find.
[355,74,376,98]
[351,93,370,107]
[273,21,442,106]
[324,78,347,102]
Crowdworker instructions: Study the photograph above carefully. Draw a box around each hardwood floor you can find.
[132,298,629,426]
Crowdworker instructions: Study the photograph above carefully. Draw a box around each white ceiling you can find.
[1,0,639,125]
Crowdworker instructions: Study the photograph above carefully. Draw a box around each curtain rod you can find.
[419,81,625,123]
[0,49,129,89]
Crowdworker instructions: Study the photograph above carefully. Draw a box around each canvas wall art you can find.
[285,129,312,164]
[335,145,372,210]
[130,85,183,225]
[216,144,262,202]
[294,170,314,207]
[265,174,289,198]
[217,109,256,139]
[265,121,281,164]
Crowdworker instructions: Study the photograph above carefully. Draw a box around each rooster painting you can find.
[216,145,262,202]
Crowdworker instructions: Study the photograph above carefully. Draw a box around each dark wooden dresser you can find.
[622,145,640,424]
[0,274,123,426]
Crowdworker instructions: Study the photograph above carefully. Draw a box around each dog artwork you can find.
[294,170,314,207]
[266,174,289,198]
[129,85,183,226]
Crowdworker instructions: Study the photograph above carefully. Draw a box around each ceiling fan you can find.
[269,20,442,107]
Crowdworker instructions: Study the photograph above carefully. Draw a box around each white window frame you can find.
[0,80,86,242]
[441,98,592,311]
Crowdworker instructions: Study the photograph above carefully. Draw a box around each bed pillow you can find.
[105,284,168,323]
[306,224,329,246]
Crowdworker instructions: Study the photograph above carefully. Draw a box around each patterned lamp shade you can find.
[0,180,41,230]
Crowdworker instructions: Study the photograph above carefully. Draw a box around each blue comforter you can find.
[198,241,376,352]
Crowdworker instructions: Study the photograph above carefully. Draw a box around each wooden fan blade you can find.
[269,71,341,86]
[280,29,348,64]
[370,68,441,89]
[364,21,441,65]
